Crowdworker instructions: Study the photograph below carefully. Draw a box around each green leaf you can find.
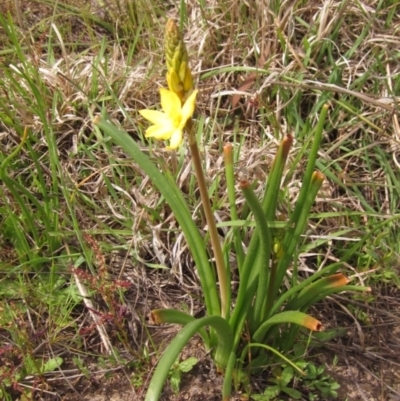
[312,327,347,342]
[282,387,302,399]
[252,311,323,344]
[251,386,280,401]
[151,309,210,348]
[43,357,63,373]
[305,363,317,379]
[179,357,198,373]
[145,315,233,401]
[280,366,294,386]
[251,395,268,401]
[239,180,272,327]
[170,369,181,393]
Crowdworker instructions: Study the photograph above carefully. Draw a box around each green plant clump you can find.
[95,17,370,401]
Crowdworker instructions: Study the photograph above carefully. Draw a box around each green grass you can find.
[1,0,400,400]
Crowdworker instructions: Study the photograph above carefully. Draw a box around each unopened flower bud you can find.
[165,18,193,102]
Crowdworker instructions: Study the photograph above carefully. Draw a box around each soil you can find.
[21,285,399,401]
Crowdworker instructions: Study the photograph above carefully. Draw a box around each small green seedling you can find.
[300,360,340,400]
[251,366,302,400]
[169,356,198,394]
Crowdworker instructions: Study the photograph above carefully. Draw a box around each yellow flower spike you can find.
[165,19,188,70]
[165,18,194,101]
[139,88,198,150]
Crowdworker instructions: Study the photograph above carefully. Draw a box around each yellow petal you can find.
[180,89,198,127]
[145,123,174,140]
[160,88,181,116]
[139,109,170,126]
[167,128,183,149]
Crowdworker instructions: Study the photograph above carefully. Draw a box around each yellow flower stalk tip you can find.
[165,18,194,101]
[165,19,188,73]
[139,88,198,150]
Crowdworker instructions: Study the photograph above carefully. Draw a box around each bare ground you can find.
[12,284,398,401]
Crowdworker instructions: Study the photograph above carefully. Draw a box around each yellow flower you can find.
[139,88,198,149]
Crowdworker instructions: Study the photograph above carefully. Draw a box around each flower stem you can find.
[186,118,229,318]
